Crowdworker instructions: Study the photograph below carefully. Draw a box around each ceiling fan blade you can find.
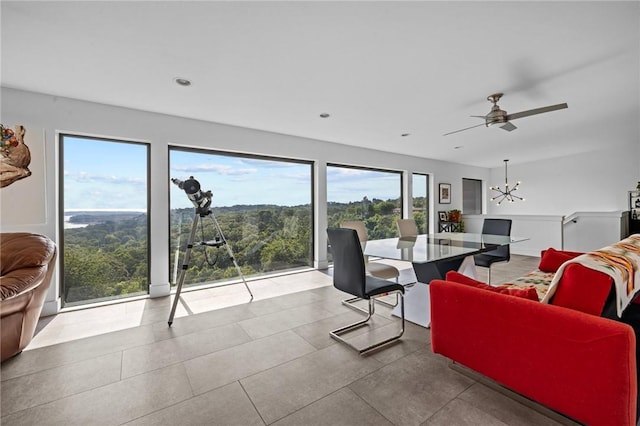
[443,123,486,136]
[500,122,517,132]
[506,103,568,121]
[470,115,486,119]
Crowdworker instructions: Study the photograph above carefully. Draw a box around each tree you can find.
[374,201,396,215]
[413,211,426,233]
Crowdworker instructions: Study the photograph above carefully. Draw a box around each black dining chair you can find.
[341,220,402,308]
[474,218,512,283]
[327,227,405,355]
[341,220,400,282]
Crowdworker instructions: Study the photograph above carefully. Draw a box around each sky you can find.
[62,136,405,211]
[170,150,311,209]
[63,137,149,211]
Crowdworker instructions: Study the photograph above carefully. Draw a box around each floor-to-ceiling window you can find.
[412,173,429,233]
[60,135,150,307]
[326,164,402,239]
[169,148,313,288]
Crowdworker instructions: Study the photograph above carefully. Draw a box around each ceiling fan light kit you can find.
[490,159,525,206]
[444,93,568,136]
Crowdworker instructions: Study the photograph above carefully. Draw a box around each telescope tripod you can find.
[168,208,253,326]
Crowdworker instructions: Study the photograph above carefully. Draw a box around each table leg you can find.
[391,256,478,328]
[411,257,465,283]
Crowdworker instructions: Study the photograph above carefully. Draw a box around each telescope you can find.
[168,175,253,326]
[171,176,212,213]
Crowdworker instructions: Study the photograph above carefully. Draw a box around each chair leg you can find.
[487,265,492,284]
[379,293,399,308]
[375,276,401,308]
[341,296,370,315]
[331,291,405,355]
[343,293,399,310]
[342,276,402,309]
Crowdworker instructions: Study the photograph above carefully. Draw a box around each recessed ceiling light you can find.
[319,113,330,118]
[175,78,192,87]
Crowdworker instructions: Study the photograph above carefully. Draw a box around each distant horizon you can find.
[64,208,148,213]
[63,196,403,214]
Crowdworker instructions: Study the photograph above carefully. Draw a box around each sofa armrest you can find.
[1,233,56,275]
[0,266,48,300]
[1,233,57,362]
[430,279,637,426]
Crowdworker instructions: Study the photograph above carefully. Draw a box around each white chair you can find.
[341,221,400,281]
[397,218,419,237]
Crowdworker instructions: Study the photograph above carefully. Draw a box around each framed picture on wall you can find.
[439,183,451,204]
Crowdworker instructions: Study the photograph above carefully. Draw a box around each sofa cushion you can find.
[445,271,538,301]
[0,267,47,300]
[550,263,613,315]
[538,248,584,272]
[0,233,56,275]
[499,269,555,301]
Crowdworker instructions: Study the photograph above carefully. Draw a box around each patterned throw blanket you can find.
[500,269,555,301]
[541,234,640,316]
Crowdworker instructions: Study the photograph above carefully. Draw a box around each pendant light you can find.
[490,159,524,205]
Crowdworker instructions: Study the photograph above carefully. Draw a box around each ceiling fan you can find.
[444,93,568,136]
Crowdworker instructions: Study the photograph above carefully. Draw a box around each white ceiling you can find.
[2,1,639,168]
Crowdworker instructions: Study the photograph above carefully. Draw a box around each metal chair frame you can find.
[331,291,405,355]
[328,227,406,355]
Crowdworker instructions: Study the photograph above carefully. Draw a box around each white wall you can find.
[485,146,640,216]
[464,214,564,256]
[476,146,639,253]
[465,211,628,255]
[0,87,489,314]
[562,211,628,252]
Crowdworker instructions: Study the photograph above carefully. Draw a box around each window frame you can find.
[168,145,315,287]
[462,177,483,215]
[411,172,429,234]
[58,133,151,307]
[326,162,404,237]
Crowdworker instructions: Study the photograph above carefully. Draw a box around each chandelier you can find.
[490,159,524,205]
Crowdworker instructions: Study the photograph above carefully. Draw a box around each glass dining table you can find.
[363,232,528,283]
[362,232,529,327]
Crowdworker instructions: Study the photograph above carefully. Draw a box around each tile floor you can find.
[1,255,580,425]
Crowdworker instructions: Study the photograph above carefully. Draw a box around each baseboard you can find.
[314,259,329,269]
[149,281,171,298]
[41,299,60,317]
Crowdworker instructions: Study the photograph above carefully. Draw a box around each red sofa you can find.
[429,265,637,425]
